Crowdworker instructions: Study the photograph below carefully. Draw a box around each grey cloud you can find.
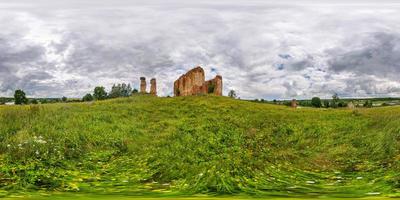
[342,76,400,97]
[0,36,48,95]
[327,32,400,79]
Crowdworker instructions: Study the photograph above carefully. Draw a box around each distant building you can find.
[5,102,15,105]
[347,101,355,109]
[291,99,298,108]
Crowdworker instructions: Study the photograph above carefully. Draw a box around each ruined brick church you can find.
[174,66,222,96]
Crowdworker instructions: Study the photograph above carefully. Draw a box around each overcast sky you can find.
[1,0,400,99]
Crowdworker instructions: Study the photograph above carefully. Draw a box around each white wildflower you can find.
[36,139,47,144]
[306,181,315,184]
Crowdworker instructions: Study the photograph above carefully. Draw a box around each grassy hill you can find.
[0,95,399,198]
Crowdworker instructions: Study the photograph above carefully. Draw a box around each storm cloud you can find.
[0,0,400,99]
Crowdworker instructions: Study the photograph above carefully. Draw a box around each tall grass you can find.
[0,95,399,197]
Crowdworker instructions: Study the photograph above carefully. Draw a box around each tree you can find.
[311,97,322,108]
[14,89,28,105]
[122,83,132,97]
[228,90,237,99]
[338,101,347,107]
[93,86,107,100]
[62,96,67,102]
[82,93,94,102]
[332,93,339,101]
[0,98,5,105]
[331,93,339,108]
[109,84,121,98]
[323,100,330,108]
[109,83,133,98]
[364,100,373,108]
[132,88,139,94]
[30,99,39,104]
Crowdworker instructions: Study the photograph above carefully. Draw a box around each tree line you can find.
[82,83,138,102]
[251,93,378,108]
[6,83,138,105]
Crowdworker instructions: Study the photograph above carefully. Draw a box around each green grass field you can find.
[1,194,396,200]
[0,95,399,199]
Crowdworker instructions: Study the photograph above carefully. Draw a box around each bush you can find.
[30,99,39,104]
[82,93,94,102]
[311,97,322,108]
[364,100,373,108]
[338,101,347,107]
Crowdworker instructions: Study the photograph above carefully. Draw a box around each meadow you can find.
[0,95,399,199]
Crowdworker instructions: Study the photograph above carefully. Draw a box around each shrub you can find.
[311,97,322,108]
[82,93,94,102]
[208,83,216,94]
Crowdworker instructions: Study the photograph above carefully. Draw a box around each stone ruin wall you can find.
[150,78,157,96]
[140,77,157,96]
[140,77,146,93]
[174,66,223,96]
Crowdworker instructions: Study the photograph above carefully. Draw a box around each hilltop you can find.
[0,95,399,198]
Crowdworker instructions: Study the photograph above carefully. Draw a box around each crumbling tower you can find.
[173,66,223,96]
[140,77,146,93]
[150,78,157,96]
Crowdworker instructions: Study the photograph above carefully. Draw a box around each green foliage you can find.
[332,93,339,101]
[331,93,340,108]
[228,90,237,99]
[108,83,132,98]
[0,96,399,197]
[82,93,94,102]
[14,89,28,105]
[323,100,330,108]
[311,97,322,107]
[208,83,215,94]
[338,101,347,107]
[62,96,68,102]
[93,86,107,100]
[364,100,373,108]
[30,99,39,104]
